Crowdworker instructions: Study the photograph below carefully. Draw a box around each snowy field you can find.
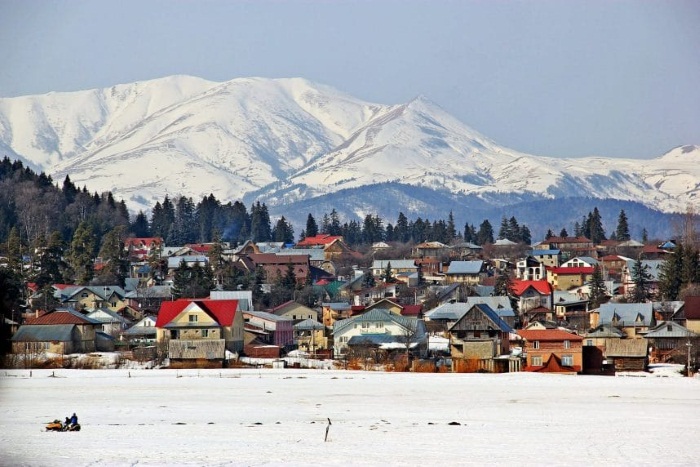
[1,367,699,466]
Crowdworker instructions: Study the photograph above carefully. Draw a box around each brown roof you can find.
[26,309,95,325]
[683,296,700,320]
[248,254,309,265]
[518,329,583,342]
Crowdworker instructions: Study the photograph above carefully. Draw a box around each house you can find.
[620,259,664,298]
[529,249,561,268]
[511,279,553,318]
[412,241,450,258]
[246,253,310,285]
[60,285,128,312]
[603,338,649,372]
[371,259,419,281]
[322,302,353,328]
[645,321,697,364]
[597,303,654,338]
[516,256,546,281]
[561,256,598,268]
[444,260,486,285]
[546,266,594,291]
[293,319,329,353]
[538,236,596,261]
[673,295,700,333]
[122,315,157,347]
[243,311,294,349]
[598,255,631,281]
[365,298,404,316]
[425,297,515,331]
[268,300,318,322]
[332,308,426,357]
[518,329,583,373]
[295,234,360,262]
[448,303,514,372]
[86,308,132,336]
[13,308,101,354]
[551,290,589,331]
[156,299,244,364]
[124,237,164,261]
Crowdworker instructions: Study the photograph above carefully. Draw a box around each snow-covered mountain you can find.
[1,75,698,222]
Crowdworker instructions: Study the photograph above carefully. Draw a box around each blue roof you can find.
[598,303,654,326]
[531,249,560,256]
[446,260,484,275]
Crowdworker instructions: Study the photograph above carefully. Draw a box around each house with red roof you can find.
[517,329,583,373]
[156,299,244,365]
[295,234,361,261]
[124,237,164,260]
[511,279,553,316]
[12,308,102,354]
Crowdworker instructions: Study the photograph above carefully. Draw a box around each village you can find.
[5,231,699,377]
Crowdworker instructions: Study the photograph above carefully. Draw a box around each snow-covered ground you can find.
[1,368,699,466]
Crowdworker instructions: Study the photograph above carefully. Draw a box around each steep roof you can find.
[155,299,238,327]
[296,234,343,247]
[683,296,700,320]
[518,329,583,342]
[605,338,648,358]
[449,303,513,333]
[511,279,552,296]
[334,308,416,335]
[598,303,653,327]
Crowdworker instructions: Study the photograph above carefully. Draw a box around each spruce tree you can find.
[589,265,608,308]
[615,210,631,241]
[476,220,494,245]
[305,213,319,238]
[658,245,683,300]
[629,257,653,302]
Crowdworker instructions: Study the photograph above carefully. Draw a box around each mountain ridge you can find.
[1,75,698,234]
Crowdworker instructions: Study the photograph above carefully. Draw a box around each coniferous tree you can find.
[586,208,606,244]
[362,269,376,288]
[446,211,457,243]
[508,217,520,241]
[305,213,319,238]
[559,228,569,238]
[642,228,649,243]
[520,225,532,245]
[68,220,98,284]
[94,225,129,287]
[681,245,700,285]
[476,220,494,245]
[131,211,151,238]
[629,256,653,302]
[32,231,66,288]
[381,261,394,283]
[589,265,608,308]
[395,212,409,243]
[658,244,684,300]
[545,229,554,240]
[272,216,295,244]
[615,210,631,241]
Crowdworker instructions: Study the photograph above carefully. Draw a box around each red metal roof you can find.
[401,304,423,316]
[518,329,583,342]
[684,296,700,320]
[156,299,238,327]
[511,279,552,296]
[26,310,93,325]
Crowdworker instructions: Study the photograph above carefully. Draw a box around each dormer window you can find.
[189,314,198,323]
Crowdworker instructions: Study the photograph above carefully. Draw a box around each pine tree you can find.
[94,225,129,287]
[33,231,66,287]
[629,257,653,302]
[508,217,520,241]
[615,210,631,241]
[589,265,608,308]
[476,220,494,245]
[395,212,409,243]
[545,229,554,240]
[131,211,150,238]
[559,228,568,238]
[305,213,319,238]
[381,261,394,283]
[68,220,97,284]
[446,211,457,243]
[498,216,510,241]
[658,245,683,300]
[520,225,532,245]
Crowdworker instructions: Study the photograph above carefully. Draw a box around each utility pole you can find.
[687,340,693,377]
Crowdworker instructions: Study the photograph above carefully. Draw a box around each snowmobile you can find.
[45,419,81,432]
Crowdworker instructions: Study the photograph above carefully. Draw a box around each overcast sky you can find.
[1,0,698,158]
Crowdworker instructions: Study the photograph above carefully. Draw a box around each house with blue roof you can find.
[596,302,655,338]
[448,303,515,372]
[445,260,486,285]
[332,308,427,358]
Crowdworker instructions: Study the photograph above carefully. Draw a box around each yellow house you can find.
[156,299,244,364]
[62,286,127,312]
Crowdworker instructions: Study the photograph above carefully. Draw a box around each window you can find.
[586,339,593,346]
[562,355,574,366]
[362,322,370,329]
[533,341,540,349]
[170,330,178,339]
[564,340,570,349]
[189,314,198,323]
[532,356,542,366]
[376,322,384,329]
[201,329,209,338]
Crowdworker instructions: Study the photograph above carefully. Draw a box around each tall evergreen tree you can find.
[305,213,319,238]
[395,212,409,243]
[130,211,150,238]
[94,225,129,287]
[272,216,295,244]
[629,256,653,302]
[588,265,608,308]
[68,220,97,284]
[615,209,631,241]
[446,211,457,243]
[476,220,494,245]
[658,244,684,300]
